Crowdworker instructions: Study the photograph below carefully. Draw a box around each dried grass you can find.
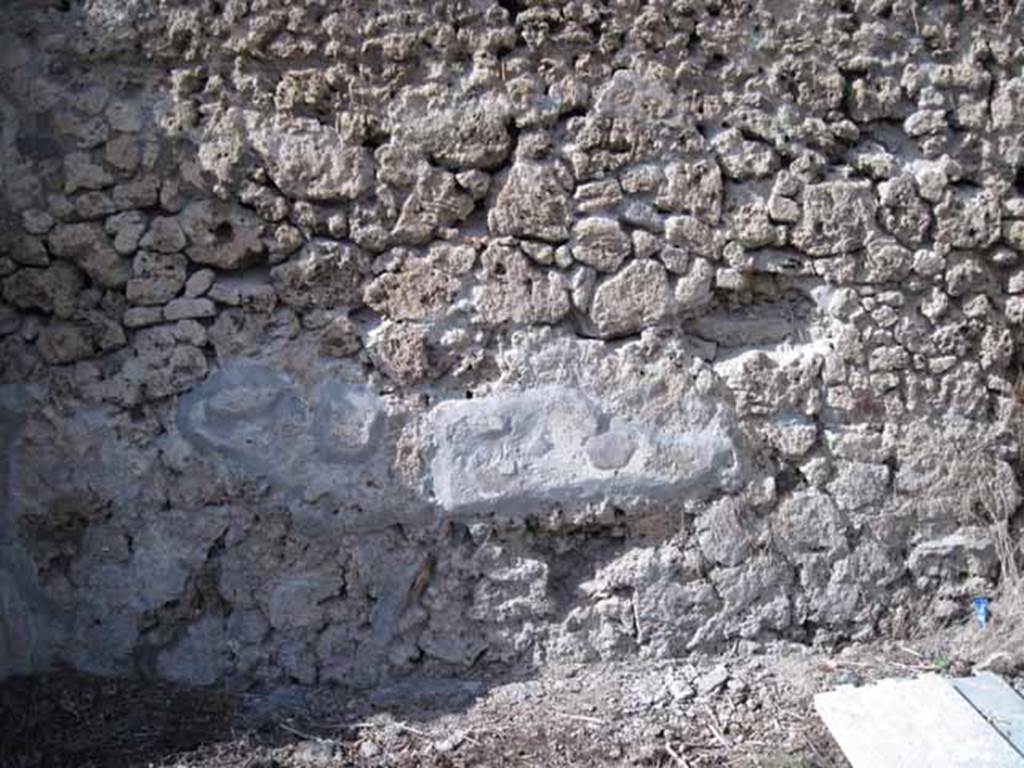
[895,421,1024,612]
[967,468,1023,607]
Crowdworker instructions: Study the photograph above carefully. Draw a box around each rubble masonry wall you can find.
[1,0,1022,686]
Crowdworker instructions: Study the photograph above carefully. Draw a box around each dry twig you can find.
[548,710,608,725]
[703,706,732,751]
[664,739,691,768]
[278,721,330,743]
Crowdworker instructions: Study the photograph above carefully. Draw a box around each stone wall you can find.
[1,0,1023,686]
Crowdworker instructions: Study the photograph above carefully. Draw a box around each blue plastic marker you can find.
[973,596,990,628]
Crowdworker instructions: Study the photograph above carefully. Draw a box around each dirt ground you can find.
[3,616,1023,768]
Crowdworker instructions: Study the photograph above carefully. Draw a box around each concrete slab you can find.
[815,674,1024,768]
[952,672,1024,755]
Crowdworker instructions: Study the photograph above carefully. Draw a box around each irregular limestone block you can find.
[71,191,116,219]
[427,386,742,515]
[63,151,112,193]
[712,128,778,180]
[126,251,187,306]
[391,167,475,245]
[123,306,164,328]
[139,216,187,253]
[934,187,1001,249]
[164,297,216,321]
[992,77,1024,130]
[474,242,570,326]
[398,99,512,170]
[36,323,95,364]
[575,179,624,213]
[2,262,82,319]
[364,260,460,321]
[9,235,49,267]
[666,215,716,258]
[271,241,369,312]
[577,70,690,168]
[570,217,631,272]
[47,222,129,288]
[250,122,373,202]
[366,321,434,383]
[826,460,891,511]
[180,200,265,270]
[175,362,294,466]
[908,528,998,580]
[105,210,148,255]
[771,490,848,557]
[878,174,931,246]
[589,259,671,338]
[847,75,902,122]
[655,158,723,224]
[697,497,751,567]
[861,241,911,284]
[456,169,491,199]
[184,269,215,298]
[21,209,55,236]
[792,181,878,257]
[319,316,361,358]
[675,258,715,312]
[112,177,160,209]
[488,161,571,243]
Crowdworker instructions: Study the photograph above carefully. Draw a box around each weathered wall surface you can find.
[1,0,1023,686]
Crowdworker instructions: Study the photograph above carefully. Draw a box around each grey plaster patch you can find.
[177,360,308,472]
[313,379,385,463]
[176,359,387,500]
[427,386,743,515]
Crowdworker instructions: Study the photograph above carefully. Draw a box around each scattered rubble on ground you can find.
[5,619,1024,768]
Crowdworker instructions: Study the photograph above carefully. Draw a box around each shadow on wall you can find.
[0,346,750,689]
[0,384,64,679]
